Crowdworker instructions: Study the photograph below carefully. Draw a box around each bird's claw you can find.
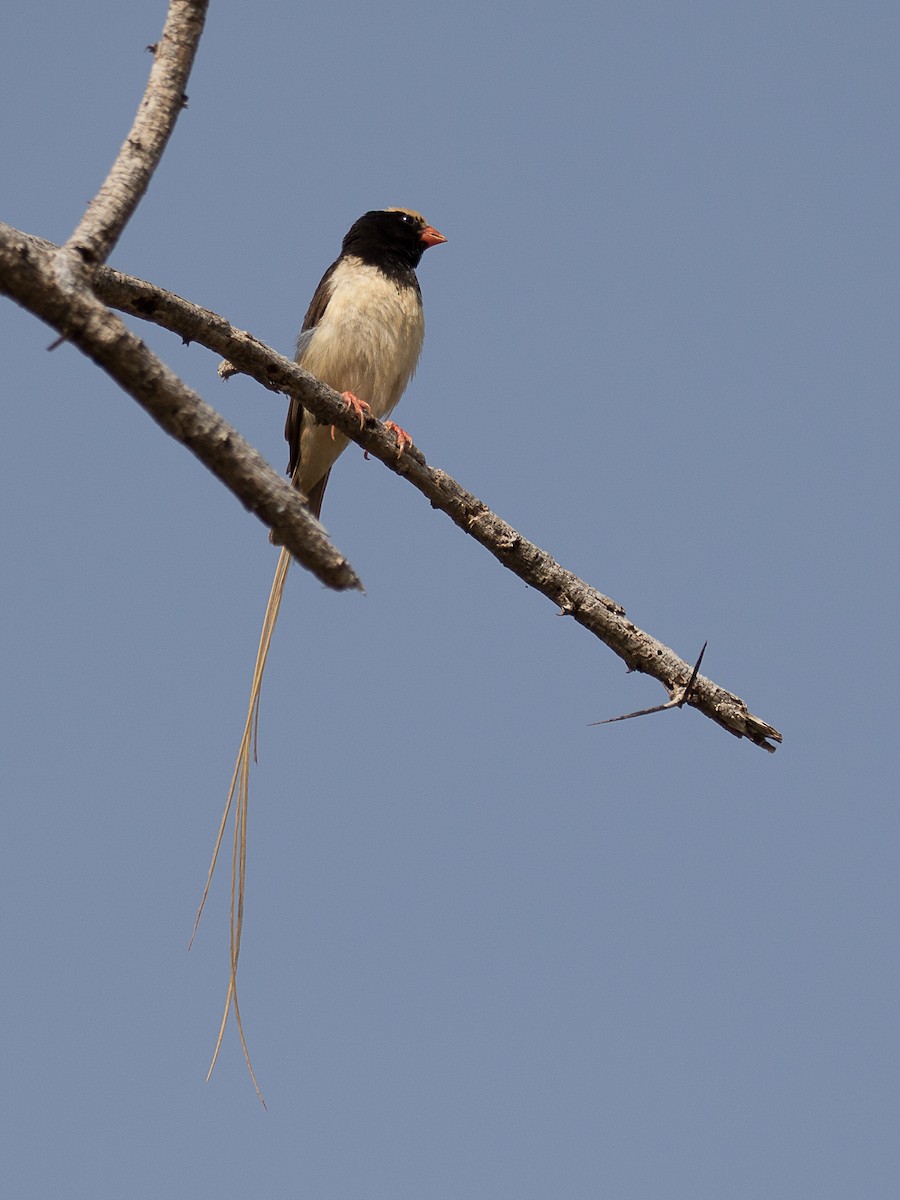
[383,421,412,457]
[330,391,371,439]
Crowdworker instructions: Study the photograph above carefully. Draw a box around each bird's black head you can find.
[342,208,446,274]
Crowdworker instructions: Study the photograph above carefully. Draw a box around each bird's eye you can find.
[399,213,411,223]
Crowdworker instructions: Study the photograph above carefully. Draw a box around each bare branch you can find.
[0,224,360,591]
[71,243,779,751]
[2,225,781,749]
[66,0,209,267]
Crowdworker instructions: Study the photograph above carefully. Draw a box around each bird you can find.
[194,208,445,1100]
[285,206,447,517]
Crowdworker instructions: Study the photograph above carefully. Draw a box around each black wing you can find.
[285,258,339,479]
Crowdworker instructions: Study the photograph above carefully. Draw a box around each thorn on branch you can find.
[589,641,708,728]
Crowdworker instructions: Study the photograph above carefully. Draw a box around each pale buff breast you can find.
[294,257,425,496]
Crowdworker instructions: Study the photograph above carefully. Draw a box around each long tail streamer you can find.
[190,546,292,1108]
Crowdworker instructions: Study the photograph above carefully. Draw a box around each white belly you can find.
[295,257,424,495]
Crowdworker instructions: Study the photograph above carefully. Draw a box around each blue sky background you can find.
[2,2,898,1196]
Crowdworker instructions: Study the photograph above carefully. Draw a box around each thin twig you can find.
[66,0,209,267]
[90,252,779,750]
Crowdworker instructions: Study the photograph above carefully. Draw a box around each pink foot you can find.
[331,391,371,440]
[384,421,412,456]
